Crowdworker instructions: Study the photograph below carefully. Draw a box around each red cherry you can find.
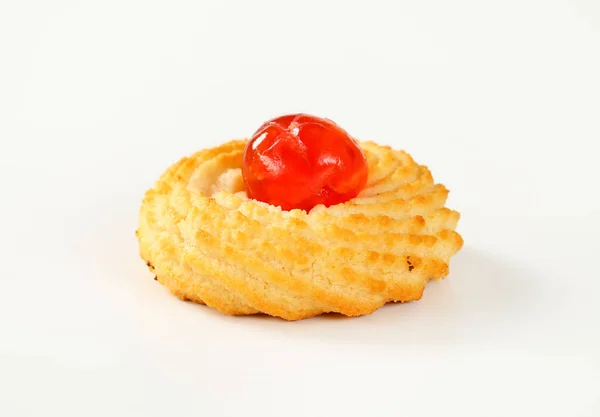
[242,114,368,211]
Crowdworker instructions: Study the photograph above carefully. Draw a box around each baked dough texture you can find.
[137,140,463,320]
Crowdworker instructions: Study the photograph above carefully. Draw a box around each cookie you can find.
[137,140,463,320]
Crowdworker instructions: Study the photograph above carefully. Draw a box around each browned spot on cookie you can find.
[407,257,414,272]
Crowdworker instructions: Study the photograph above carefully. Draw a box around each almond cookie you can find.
[137,115,463,320]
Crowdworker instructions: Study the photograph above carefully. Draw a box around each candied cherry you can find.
[242,114,368,211]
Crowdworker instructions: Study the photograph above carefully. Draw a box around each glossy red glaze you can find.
[242,114,368,211]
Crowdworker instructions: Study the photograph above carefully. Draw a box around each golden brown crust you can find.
[137,140,463,320]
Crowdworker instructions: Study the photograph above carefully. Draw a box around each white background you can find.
[1,1,599,416]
